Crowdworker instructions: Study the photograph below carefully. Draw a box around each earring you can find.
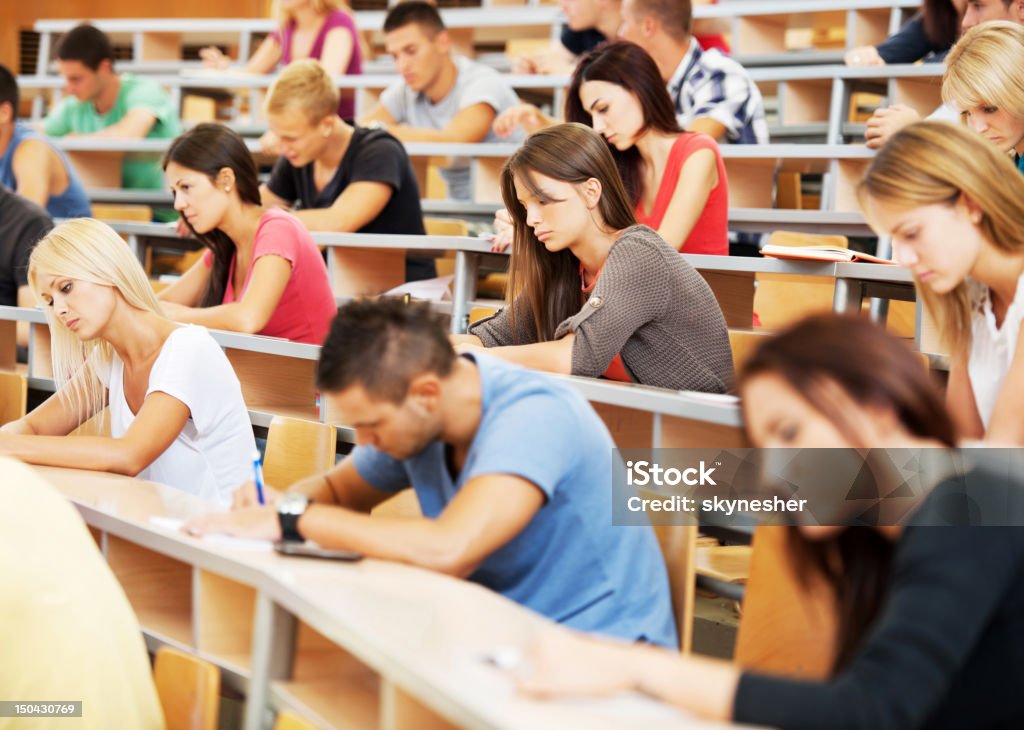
[225,186,232,193]
[322,128,330,137]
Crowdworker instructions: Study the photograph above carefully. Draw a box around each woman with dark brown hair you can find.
[506,313,1024,730]
[157,123,337,345]
[492,41,728,255]
[454,122,733,393]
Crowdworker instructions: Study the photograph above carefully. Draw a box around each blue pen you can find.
[252,449,266,505]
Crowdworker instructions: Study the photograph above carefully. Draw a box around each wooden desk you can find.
[102,221,917,337]
[36,464,750,730]
[0,305,748,449]
[103,221,503,335]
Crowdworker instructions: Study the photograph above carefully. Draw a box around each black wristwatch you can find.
[277,493,310,542]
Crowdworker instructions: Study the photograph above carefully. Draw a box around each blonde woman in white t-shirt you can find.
[859,121,1024,445]
[0,218,255,504]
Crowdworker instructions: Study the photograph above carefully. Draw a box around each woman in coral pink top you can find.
[158,124,337,345]
[567,41,728,256]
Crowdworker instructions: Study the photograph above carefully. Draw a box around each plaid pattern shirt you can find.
[669,38,770,145]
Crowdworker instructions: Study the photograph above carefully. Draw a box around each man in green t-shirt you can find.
[42,24,181,190]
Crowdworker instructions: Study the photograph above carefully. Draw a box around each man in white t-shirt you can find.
[359,1,522,199]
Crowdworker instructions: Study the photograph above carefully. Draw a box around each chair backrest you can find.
[469,306,498,325]
[754,231,849,330]
[727,329,772,373]
[91,204,154,222]
[653,524,698,653]
[153,646,220,730]
[0,372,27,426]
[273,710,320,730]
[734,526,838,678]
[264,415,337,489]
[424,218,469,277]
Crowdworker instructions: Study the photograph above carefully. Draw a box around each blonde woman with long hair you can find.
[0,218,256,505]
[943,21,1024,173]
[859,121,1024,444]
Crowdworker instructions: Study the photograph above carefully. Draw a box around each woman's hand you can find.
[231,480,284,509]
[199,46,232,70]
[490,208,514,253]
[513,628,636,699]
[844,46,885,66]
[493,104,548,139]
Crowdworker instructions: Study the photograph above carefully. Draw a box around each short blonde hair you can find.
[265,59,340,124]
[943,21,1024,137]
[28,218,164,427]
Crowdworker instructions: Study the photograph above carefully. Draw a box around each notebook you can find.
[760,244,896,265]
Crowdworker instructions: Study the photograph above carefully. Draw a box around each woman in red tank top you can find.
[566,41,729,255]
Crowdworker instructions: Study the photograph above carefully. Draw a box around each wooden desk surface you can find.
[35,463,756,730]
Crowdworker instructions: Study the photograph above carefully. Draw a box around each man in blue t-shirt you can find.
[189,298,677,648]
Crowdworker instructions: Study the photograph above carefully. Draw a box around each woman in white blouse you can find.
[0,218,255,505]
[859,121,1024,444]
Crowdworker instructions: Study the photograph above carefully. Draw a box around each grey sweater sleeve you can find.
[468,296,537,347]
[553,228,668,378]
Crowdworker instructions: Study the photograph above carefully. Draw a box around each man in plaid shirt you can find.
[619,0,769,144]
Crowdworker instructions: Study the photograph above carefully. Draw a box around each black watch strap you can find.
[278,511,304,542]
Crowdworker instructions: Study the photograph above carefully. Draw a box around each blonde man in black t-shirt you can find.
[261,60,434,280]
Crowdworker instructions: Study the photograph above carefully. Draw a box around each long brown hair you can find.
[565,41,682,207]
[499,123,637,341]
[858,121,1024,355]
[163,124,263,308]
[737,313,955,672]
[923,0,962,49]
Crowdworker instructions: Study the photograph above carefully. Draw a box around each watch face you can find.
[279,494,309,515]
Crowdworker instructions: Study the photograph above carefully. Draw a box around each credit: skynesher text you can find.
[627,495,808,516]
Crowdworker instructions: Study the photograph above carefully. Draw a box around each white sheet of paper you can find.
[148,516,274,552]
[383,275,454,302]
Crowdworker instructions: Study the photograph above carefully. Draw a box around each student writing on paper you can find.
[942,22,1024,174]
[260,60,435,281]
[512,314,1024,730]
[158,123,337,345]
[861,122,1024,444]
[0,219,255,505]
[493,42,729,255]
[460,123,733,392]
[186,298,678,648]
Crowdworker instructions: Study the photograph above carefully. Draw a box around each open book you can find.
[760,244,896,265]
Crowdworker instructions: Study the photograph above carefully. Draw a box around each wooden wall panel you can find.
[4,2,271,72]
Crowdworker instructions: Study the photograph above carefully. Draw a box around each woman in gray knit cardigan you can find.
[455,123,733,393]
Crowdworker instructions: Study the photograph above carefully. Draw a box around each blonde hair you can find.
[858,121,1024,355]
[265,59,339,123]
[27,218,164,427]
[943,21,1024,143]
[273,0,348,26]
